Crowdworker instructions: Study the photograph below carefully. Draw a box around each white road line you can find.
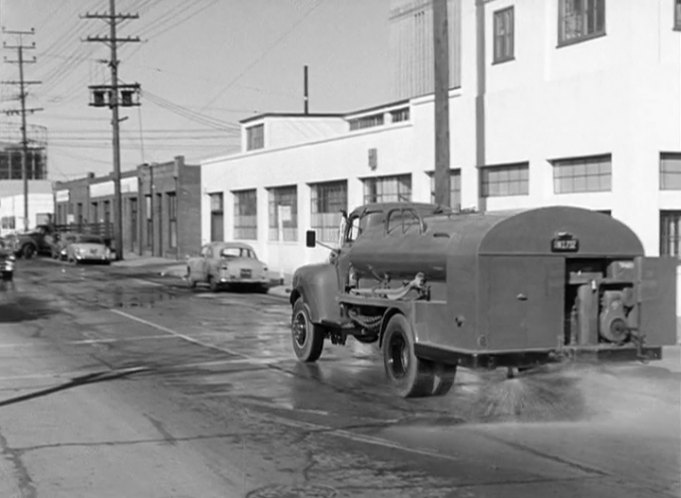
[109,309,253,360]
[0,332,233,348]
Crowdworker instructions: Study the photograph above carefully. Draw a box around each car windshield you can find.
[220,247,254,259]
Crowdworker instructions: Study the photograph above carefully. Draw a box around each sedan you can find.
[65,235,112,265]
[186,242,269,292]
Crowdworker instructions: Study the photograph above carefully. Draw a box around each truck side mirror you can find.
[306,230,316,248]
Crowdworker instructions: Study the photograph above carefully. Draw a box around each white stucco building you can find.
[201,0,681,282]
[0,180,54,237]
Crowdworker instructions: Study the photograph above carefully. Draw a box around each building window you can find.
[660,211,681,258]
[363,174,412,203]
[91,202,99,223]
[428,169,461,210]
[349,113,385,131]
[390,107,410,123]
[268,185,297,241]
[558,0,605,46]
[167,193,177,249]
[493,7,514,63]
[480,163,529,197]
[129,197,138,245]
[246,124,264,151]
[103,200,111,227]
[675,0,681,30]
[1,216,15,230]
[310,180,347,243]
[552,154,611,193]
[209,192,224,242]
[233,189,257,240]
[145,195,152,249]
[660,152,681,190]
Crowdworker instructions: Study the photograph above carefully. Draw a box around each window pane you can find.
[233,189,257,240]
[362,174,411,204]
[552,154,612,194]
[480,163,529,197]
[660,211,681,258]
[661,153,681,190]
[268,186,297,241]
[310,180,347,243]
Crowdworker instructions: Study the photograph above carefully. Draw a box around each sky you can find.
[0,0,392,181]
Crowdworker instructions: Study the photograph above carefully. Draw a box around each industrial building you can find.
[53,156,201,258]
[0,125,52,236]
[199,0,681,281]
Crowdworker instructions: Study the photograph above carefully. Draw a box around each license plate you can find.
[90,249,98,254]
[240,269,252,278]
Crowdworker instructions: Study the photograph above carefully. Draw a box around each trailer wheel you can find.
[432,363,457,396]
[21,244,35,259]
[382,314,434,398]
[291,298,324,362]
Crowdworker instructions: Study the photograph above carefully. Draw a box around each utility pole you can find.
[2,28,42,232]
[83,0,140,261]
[432,0,451,207]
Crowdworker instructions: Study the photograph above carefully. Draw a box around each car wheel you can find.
[21,244,35,259]
[208,275,219,292]
[186,268,197,289]
[291,298,324,362]
[382,314,435,398]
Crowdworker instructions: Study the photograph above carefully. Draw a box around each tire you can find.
[208,275,219,292]
[382,314,435,398]
[291,298,324,362]
[431,363,457,396]
[21,244,35,259]
[186,268,197,289]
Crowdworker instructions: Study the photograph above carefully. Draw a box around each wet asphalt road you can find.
[0,257,678,498]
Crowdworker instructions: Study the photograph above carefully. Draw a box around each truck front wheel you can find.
[291,298,324,362]
[21,244,35,259]
[383,314,435,398]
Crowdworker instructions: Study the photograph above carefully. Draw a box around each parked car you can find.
[51,232,80,260]
[186,241,270,292]
[65,234,112,264]
[0,239,16,281]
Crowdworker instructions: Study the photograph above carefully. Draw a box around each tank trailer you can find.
[289,203,677,397]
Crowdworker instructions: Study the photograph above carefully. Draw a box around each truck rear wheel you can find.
[432,363,457,396]
[291,298,324,362]
[382,314,435,398]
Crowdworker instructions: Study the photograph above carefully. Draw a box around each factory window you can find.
[363,174,412,203]
[145,195,152,249]
[660,211,681,258]
[209,192,224,242]
[675,0,681,30]
[268,185,297,241]
[558,0,605,46]
[349,113,385,131]
[552,154,611,193]
[77,203,84,227]
[660,152,681,189]
[91,202,99,223]
[428,169,461,210]
[246,124,264,151]
[480,163,529,197]
[310,180,347,243]
[1,216,15,230]
[129,198,138,245]
[167,193,177,249]
[493,7,514,63]
[233,189,257,240]
[103,200,111,228]
[390,107,410,123]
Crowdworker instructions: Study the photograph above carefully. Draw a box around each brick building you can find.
[54,156,201,259]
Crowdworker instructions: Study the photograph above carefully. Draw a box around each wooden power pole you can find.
[2,28,42,232]
[83,0,140,261]
[432,0,451,207]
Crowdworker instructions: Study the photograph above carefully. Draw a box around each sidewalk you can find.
[110,253,293,298]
